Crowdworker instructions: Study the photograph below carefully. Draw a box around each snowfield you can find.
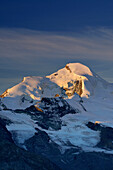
[0,63,113,154]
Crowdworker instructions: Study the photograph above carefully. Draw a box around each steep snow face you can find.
[1,76,65,109]
[0,110,37,144]
[1,76,63,99]
[65,63,93,76]
[0,63,113,110]
[47,63,110,98]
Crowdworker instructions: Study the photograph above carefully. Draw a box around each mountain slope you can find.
[0,118,60,170]
[0,63,113,169]
[0,76,65,109]
[47,63,110,98]
[1,63,112,110]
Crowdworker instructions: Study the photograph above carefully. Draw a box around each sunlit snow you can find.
[0,63,113,153]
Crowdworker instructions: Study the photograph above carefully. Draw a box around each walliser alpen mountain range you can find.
[0,63,113,170]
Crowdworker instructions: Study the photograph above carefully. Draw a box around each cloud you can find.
[0,28,113,62]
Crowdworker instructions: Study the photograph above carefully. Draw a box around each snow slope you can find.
[1,62,112,110]
[0,63,113,154]
[1,76,65,109]
[1,62,113,126]
[0,110,37,144]
[47,63,110,98]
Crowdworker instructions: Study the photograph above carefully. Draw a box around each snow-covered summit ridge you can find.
[0,62,113,155]
[0,76,66,109]
[65,63,93,76]
[0,62,113,109]
[1,76,64,98]
[47,63,110,98]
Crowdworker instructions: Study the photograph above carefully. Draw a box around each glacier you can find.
[0,63,113,169]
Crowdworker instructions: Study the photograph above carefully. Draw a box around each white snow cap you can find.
[1,62,112,109]
[47,62,109,98]
[65,63,93,76]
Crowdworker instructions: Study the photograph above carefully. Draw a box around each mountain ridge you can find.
[0,63,111,98]
[0,62,113,169]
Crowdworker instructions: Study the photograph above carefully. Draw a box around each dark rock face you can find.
[36,97,78,117]
[0,118,60,170]
[0,118,14,143]
[1,97,113,170]
[71,152,113,170]
[25,129,62,165]
[24,120,113,170]
[15,97,79,130]
[24,130,113,170]
[87,122,113,150]
[25,129,80,170]
[34,97,78,130]
[24,97,78,116]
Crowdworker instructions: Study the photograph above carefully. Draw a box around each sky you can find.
[0,0,113,94]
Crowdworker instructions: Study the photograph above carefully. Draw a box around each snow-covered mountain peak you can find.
[0,62,112,110]
[47,63,110,98]
[0,62,113,163]
[65,63,93,76]
[0,76,66,109]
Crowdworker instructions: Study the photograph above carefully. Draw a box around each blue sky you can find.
[0,0,113,94]
[0,0,113,30]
